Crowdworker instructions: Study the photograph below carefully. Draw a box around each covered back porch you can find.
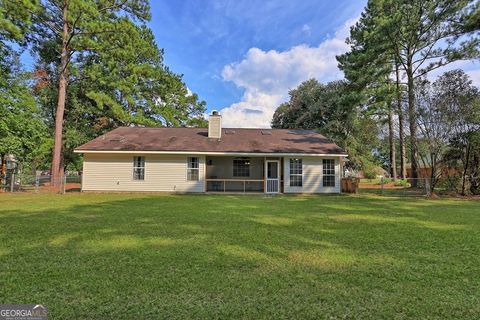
[205,156,283,193]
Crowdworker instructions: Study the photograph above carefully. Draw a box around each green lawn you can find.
[1,193,479,319]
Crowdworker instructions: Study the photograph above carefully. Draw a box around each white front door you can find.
[266,160,280,193]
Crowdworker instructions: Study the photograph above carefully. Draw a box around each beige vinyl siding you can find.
[82,153,205,192]
[283,156,341,193]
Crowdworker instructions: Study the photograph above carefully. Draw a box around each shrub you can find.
[394,179,410,188]
[437,176,462,194]
[382,178,392,184]
[363,167,377,180]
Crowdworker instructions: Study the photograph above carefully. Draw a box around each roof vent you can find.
[261,130,272,135]
[225,129,236,134]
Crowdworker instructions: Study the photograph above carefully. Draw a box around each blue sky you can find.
[21,0,480,128]
[149,0,480,127]
[149,0,367,127]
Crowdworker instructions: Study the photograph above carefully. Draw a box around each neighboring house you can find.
[349,166,389,179]
[74,112,347,194]
[406,160,457,179]
[406,162,431,179]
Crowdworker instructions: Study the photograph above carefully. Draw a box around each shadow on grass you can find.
[0,194,479,319]
[359,187,426,197]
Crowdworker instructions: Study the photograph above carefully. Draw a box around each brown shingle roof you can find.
[75,127,346,155]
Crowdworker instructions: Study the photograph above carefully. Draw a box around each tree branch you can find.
[98,0,129,13]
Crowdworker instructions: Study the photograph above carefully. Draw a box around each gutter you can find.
[74,149,348,157]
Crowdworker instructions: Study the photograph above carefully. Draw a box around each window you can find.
[323,159,335,187]
[133,156,145,180]
[289,158,302,187]
[187,157,199,181]
[233,158,250,177]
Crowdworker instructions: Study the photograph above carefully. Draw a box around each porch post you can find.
[264,156,266,193]
[281,157,284,194]
[204,156,207,192]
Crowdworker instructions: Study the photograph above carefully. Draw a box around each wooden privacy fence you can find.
[341,177,360,193]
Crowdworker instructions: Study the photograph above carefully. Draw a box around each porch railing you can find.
[205,179,264,193]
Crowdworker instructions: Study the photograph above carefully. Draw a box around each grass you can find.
[1,193,479,319]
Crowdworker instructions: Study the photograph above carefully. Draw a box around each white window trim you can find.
[133,156,146,181]
[289,158,303,187]
[322,158,336,187]
[187,157,200,181]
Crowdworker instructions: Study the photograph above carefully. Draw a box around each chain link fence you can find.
[1,172,471,197]
[1,173,82,194]
[357,177,464,197]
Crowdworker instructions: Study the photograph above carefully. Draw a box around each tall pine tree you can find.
[339,0,479,183]
[374,0,478,183]
[29,0,150,184]
[29,1,206,181]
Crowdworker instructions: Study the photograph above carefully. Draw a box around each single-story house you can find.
[74,111,347,194]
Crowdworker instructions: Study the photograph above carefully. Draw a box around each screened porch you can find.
[205,156,283,193]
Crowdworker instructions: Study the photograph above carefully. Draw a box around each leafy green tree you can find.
[439,70,480,195]
[271,79,380,172]
[0,0,48,186]
[0,56,49,175]
[0,0,38,43]
[414,77,453,192]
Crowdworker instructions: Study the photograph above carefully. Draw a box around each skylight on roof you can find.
[225,129,236,134]
[261,130,272,135]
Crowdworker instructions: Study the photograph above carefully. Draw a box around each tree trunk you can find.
[429,153,436,193]
[395,61,406,179]
[60,154,65,178]
[388,102,397,181]
[0,153,4,190]
[461,143,470,195]
[51,0,69,187]
[470,152,480,195]
[406,61,419,187]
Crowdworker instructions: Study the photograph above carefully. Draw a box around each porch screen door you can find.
[266,160,279,193]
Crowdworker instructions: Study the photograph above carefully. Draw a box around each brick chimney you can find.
[208,111,222,139]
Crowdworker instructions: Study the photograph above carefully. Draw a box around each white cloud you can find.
[302,24,311,36]
[219,18,356,128]
[466,69,480,88]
